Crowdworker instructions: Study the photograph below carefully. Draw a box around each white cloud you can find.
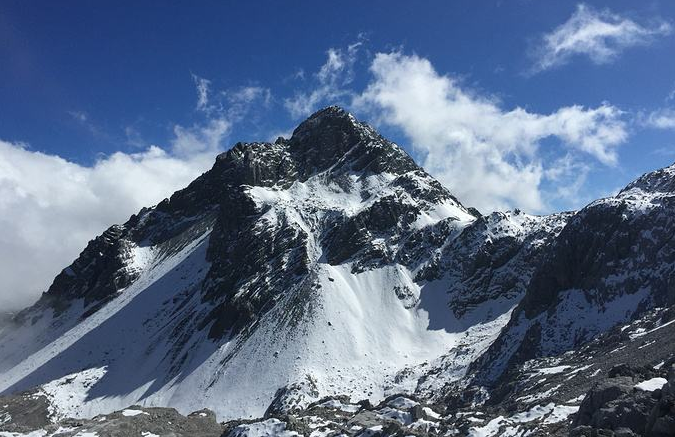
[226,86,272,114]
[0,75,271,311]
[171,117,231,157]
[530,3,671,73]
[354,52,628,212]
[284,41,362,118]
[644,108,675,130]
[0,140,215,311]
[192,74,211,112]
[68,110,88,123]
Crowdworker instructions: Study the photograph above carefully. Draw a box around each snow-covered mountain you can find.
[1,107,674,437]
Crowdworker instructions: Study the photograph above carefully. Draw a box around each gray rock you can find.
[0,390,51,433]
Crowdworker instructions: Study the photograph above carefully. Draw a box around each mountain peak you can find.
[308,105,351,119]
[289,105,362,144]
[295,105,354,126]
[282,106,418,179]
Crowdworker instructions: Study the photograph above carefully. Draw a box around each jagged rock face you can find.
[24,106,558,352]
[413,210,573,318]
[39,225,138,313]
[200,188,311,339]
[33,202,218,321]
[475,163,675,383]
[197,106,465,340]
[287,106,419,179]
[27,106,440,340]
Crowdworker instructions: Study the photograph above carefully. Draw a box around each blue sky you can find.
[1,0,675,308]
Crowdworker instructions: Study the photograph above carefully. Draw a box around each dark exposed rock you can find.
[197,106,470,341]
[608,364,657,380]
[288,106,419,179]
[573,377,641,428]
[570,368,675,437]
[418,210,572,319]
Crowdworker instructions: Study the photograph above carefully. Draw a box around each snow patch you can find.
[228,418,299,437]
[121,409,148,417]
[635,377,667,391]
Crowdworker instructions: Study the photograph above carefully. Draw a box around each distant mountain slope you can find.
[474,162,675,385]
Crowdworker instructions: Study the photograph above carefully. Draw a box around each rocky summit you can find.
[1,107,675,437]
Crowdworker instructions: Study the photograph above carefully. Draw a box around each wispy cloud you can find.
[651,146,675,157]
[68,109,111,141]
[171,78,272,157]
[643,108,675,130]
[544,154,592,207]
[354,52,628,212]
[226,86,272,114]
[68,110,88,123]
[124,125,146,148]
[284,40,363,118]
[667,84,675,103]
[529,4,671,73]
[192,74,211,112]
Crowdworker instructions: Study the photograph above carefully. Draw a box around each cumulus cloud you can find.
[530,4,671,73]
[0,75,270,311]
[284,41,362,118]
[354,52,628,212]
[0,140,215,311]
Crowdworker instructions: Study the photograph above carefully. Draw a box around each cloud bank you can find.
[0,140,215,311]
[0,77,273,311]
